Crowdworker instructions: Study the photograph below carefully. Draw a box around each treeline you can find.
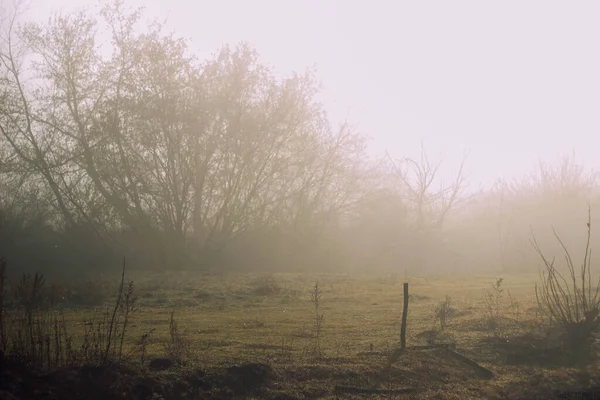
[1,1,598,276]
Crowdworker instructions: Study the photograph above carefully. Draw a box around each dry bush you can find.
[507,289,521,324]
[433,295,453,331]
[531,208,600,361]
[310,282,324,358]
[483,278,505,334]
[0,257,139,369]
[164,309,190,362]
[1,265,76,369]
[136,328,156,366]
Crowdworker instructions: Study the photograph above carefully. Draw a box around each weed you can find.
[137,328,156,366]
[483,277,504,334]
[507,289,521,324]
[0,258,136,369]
[433,295,453,331]
[118,281,139,361]
[164,309,189,362]
[310,282,324,358]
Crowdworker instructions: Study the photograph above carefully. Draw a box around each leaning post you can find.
[401,282,409,349]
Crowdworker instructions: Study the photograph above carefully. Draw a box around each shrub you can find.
[434,295,453,331]
[164,309,189,362]
[310,282,324,357]
[0,257,138,369]
[531,208,600,361]
[483,278,505,334]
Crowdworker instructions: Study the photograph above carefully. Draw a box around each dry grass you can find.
[4,268,600,399]
[65,270,593,399]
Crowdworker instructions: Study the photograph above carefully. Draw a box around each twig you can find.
[103,256,126,364]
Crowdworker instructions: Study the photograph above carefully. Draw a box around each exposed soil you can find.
[0,360,275,400]
[0,348,596,400]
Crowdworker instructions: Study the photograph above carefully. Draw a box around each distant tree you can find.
[387,143,468,273]
[448,153,600,274]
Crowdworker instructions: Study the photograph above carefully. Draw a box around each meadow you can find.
[5,268,596,400]
[2,1,600,399]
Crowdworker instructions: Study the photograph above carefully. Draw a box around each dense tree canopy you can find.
[1,1,598,275]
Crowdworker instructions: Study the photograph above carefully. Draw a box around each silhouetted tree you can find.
[0,0,374,270]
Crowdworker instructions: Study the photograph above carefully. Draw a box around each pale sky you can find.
[24,0,600,189]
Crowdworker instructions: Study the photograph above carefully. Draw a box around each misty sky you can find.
[25,0,600,189]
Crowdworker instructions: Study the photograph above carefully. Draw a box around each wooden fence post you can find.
[401,282,408,349]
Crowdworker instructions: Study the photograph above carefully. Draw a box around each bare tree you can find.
[388,143,468,273]
[388,143,467,231]
[1,1,375,270]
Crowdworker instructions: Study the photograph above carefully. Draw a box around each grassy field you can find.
[5,269,600,399]
[46,270,591,399]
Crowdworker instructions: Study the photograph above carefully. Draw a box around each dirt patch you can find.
[386,348,493,387]
[0,361,276,400]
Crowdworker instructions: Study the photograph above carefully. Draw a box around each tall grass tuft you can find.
[0,257,138,369]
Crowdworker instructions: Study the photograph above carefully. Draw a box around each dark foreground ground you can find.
[1,355,599,400]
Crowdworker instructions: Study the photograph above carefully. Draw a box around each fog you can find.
[5,3,600,398]
[2,0,600,277]
[23,0,600,188]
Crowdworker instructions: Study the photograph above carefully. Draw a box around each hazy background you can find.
[26,0,600,189]
[2,0,599,277]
